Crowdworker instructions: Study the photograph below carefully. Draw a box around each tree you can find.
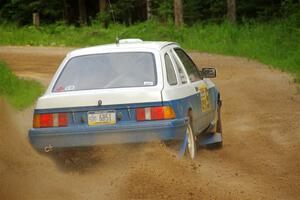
[174,0,183,26]
[227,0,236,23]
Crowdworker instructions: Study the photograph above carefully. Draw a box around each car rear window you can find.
[53,52,157,92]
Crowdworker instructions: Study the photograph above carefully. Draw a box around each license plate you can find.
[88,110,116,126]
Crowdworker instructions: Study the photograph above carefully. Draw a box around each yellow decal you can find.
[199,83,210,112]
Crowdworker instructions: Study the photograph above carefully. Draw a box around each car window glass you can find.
[53,52,157,92]
[174,48,201,82]
[164,53,177,85]
[170,51,188,84]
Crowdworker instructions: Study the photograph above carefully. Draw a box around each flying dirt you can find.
[0,46,299,200]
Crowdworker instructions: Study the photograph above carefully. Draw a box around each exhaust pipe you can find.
[44,144,54,153]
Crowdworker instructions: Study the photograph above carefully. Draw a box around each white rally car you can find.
[29,39,222,159]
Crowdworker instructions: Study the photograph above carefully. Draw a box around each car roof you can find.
[68,39,179,57]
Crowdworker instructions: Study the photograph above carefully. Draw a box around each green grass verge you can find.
[0,61,44,110]
[0,18,299,82]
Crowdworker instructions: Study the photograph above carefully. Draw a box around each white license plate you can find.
[88,110,116,126]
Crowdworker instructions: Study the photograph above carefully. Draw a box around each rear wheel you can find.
[161,120,197,159]
[162,109,197,159]
[186,122,197,159]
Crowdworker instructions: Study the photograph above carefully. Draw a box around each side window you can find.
[164,53,177,85]
[174,48,201,82]
[170,51,188,84]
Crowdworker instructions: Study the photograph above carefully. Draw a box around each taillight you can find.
[136,107,146,121]
[40,113,53,127]
[33,113,68,128]
[150,107,164,120]
[136,106,176,121]
[58,113,68,127]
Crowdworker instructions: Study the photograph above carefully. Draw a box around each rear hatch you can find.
[34,51,165,128]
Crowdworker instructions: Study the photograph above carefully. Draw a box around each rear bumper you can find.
[29,118,188,150]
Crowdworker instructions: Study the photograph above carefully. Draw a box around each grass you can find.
[0,18,299,82]
[182,20,300,83]
[0,61,44,110]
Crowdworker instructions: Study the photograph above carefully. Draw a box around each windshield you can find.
[53,52,157,92]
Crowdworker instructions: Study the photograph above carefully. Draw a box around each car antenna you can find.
[108,0,119,45]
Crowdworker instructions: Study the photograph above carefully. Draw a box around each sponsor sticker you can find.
[144,81,154,86]
[199,83,210,112]
[65,85,75,91]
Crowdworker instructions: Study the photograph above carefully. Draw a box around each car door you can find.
[160,46,201,134]
[171,48,214,133]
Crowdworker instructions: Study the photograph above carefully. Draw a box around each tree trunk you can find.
[32,13,40,27]
[227,0,236,24]
[99,0,106,12]
[78,0,87,26]
[174,0,183,26]
[146,0,151,20]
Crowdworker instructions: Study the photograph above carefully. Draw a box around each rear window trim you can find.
[164,52,178,86]
[173,48,202,82]
[52,51,158,93]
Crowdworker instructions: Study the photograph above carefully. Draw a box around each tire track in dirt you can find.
[0,46,299,200]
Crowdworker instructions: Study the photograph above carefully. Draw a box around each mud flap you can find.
[178,133,188,157]
[198,132,222,146]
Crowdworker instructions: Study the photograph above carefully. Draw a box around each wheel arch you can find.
[186,102,194,122]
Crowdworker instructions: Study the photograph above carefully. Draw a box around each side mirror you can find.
[201,67,216,78]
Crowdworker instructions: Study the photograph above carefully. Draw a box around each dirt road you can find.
[0,46,299,200]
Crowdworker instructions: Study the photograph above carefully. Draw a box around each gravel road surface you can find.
[0,46,299,200]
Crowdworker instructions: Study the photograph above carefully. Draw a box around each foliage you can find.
[0,61,44,109]
[0,0,65,25]
[183,0,226,24]
[1,0,299,25]
[151,0,173,23]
